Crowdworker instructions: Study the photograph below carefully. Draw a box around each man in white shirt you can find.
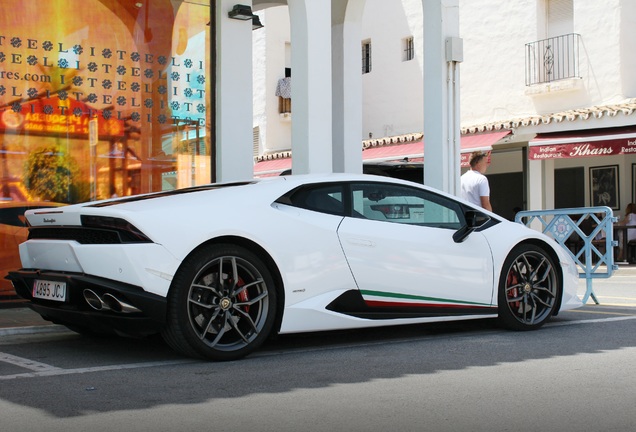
[461,151,492,212]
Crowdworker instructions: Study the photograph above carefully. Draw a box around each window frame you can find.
[361,39,372,74]
[403,36,414,62]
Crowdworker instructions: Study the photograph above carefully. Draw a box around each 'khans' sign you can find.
[528,138,636,160]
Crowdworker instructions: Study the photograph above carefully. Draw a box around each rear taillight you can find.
[81,215,152,243]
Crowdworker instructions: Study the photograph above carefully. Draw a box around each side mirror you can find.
[453,210,489,243]
[465,210,478,228]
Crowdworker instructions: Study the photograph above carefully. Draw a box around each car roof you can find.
[265,172,430,196]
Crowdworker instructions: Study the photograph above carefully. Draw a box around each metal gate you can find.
[515,206,617,304]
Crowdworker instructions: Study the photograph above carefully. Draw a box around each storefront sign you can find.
[529,137,636,160]
[0,96,123,137]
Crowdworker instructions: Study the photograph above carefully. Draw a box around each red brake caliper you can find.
[507,272,520,309]
[236,277,250,312]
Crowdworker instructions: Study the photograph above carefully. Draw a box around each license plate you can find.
[32,280,67,302]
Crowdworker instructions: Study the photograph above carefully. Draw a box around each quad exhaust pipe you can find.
[83,289,141,314]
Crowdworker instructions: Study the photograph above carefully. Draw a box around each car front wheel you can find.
[498,243,560,331]
[162,244,277,361]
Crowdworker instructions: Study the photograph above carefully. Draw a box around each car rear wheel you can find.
[162,244,277,361]
[498,243,560,331]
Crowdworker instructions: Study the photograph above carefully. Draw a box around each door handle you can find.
[345,237,376,248]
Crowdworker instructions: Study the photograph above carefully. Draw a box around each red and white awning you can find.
[362,141,424,161]
[254,130,511,176]
[458,130,511,166]
[251,158,292,177]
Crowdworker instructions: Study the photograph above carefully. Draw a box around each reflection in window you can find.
[352,183,462,229]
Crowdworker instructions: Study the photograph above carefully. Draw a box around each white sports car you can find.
[7,173,581,360]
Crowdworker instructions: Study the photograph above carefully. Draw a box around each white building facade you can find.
[253,0,636,221]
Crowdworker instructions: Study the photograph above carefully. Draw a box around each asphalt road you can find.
[0,268,635,432]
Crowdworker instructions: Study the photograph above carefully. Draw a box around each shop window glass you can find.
[555,167,584,209]
[0,0,211,299]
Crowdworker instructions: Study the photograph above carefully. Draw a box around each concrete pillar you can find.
[527,158,555,230]
[422,0,462,195]
[331,0,366,174]
[527,159,555,211]
[544,159,555,209]
[288,0,333,174]
[215,0,255,182]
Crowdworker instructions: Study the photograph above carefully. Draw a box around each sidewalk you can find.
[0,300,64,336]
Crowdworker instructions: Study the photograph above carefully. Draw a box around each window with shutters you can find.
[253,126,260,157]
[547,0,573,38]
[525,0,579,85]
[362,40,372,74]
[403,37,414,62]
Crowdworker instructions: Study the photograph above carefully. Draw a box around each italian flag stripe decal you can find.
[360,289,492,308]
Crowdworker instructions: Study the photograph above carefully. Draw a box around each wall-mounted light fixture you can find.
[228,4,264,30]
[252,15,264,30]
[228,4,255,20]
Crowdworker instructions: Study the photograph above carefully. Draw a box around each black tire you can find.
[497,243,560,331]
[161,244,277,361]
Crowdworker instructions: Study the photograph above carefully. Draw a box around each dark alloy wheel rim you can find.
[187,255,269,352]
[504,250,557,325]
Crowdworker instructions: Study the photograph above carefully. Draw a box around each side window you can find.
[277,184,345,216]
[351,183,462,229]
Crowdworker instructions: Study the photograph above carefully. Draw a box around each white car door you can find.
[337,182,495,311]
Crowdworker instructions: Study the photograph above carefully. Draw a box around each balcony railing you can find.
[525,33,581,86]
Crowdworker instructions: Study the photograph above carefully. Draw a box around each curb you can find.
[0,325,68,337]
